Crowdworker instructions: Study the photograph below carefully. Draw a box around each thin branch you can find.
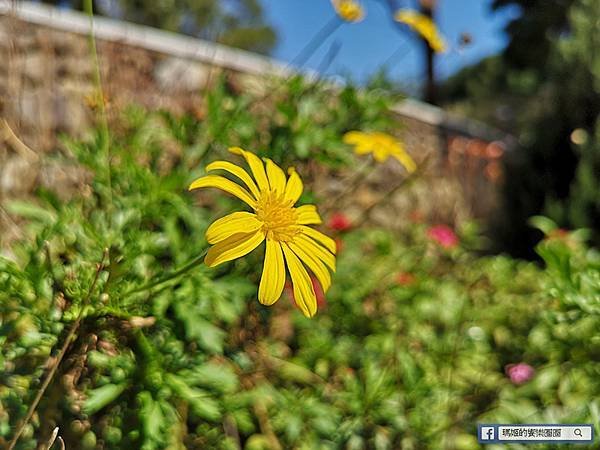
[121,249,208,298]
[321,159,374,214]
[44,241,60,302]
[41,426,59,450]
[290,16,342,68]
[317,40,342,75]
[353,156,430,228]
[0,205,23,240]
[381,41,413,70]
[83,0,113,216]
[0,119,39,161]
[8,249,109,450]
[253,402,282,450]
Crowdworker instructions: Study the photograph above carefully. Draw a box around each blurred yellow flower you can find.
[332,0,365,23]
[189,147,336,318]
[343,131,416,173]
[394,9,447,53]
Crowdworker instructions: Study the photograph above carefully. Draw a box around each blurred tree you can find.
[491,0,577,70]
[440,0,600,257]
[42,0,277,54]
[557,0,600,237]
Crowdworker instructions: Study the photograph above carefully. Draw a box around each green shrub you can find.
[1,80,599,449]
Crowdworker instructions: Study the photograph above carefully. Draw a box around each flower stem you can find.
[290,16,342,68]
[122,250,208,297]
[353,156,430,228]
[211,16,342,143]
[83,0,112,218]
[322,159,374,214]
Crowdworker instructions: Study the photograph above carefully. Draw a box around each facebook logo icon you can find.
[481,427,495,441]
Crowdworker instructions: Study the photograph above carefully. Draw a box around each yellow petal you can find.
[343,131,368,145]
[354,141,375,155]
[284,168,303,204]
[204,231,265,267]
[189,175,256,207]
[298,226,337,255]
[281,244,317,318]
[392,148,417,173]
[295,233,336,272]
[373,148,388,162]
[205,161,260,199]
[296,205,322,225]
[258,240,286,306]
[264,158,287,194]
[333,0,365,22]
[286,241,331,292]
[229,147,269,192]
[206,212,262,244]
[394,9,447,53]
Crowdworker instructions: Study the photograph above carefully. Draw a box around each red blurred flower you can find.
[395,272,415,286]
[548,228,569,240]
[335,237,344,253]
[484,161,503,183]
[288,276,327,310]
[427,224,459,249]
[409,210,424,223]
[328,212,352,232]
[505,363,535,385]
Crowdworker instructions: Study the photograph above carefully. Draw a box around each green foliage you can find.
[1,76,598,449]
[162,73,397,171]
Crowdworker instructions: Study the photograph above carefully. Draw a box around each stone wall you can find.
[0,2,291,152]
[0,1,515,245]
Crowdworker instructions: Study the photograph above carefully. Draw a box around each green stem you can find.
[123,250,208,297]
[210,16,342,144]
[353,156,430,228]
[322,158,374,214]
[381,40,413,69]
[290,16,342,68]
[83,0,112,216]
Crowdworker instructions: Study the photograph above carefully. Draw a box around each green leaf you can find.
[5,200,57,224]
[166,374,221,421]
[83,383,127,414]
[528,216,558,235]
[138,391,165,444]
[185,362,239,393]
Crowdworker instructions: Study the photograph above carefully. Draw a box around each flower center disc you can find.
[255,191,299,242]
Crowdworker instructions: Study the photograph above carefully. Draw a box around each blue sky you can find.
[260,0,520,87]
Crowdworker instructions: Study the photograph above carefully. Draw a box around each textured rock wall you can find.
[1,16,217,152]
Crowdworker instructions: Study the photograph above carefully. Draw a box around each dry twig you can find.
[7,249,109,450]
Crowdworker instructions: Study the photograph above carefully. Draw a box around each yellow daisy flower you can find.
[394,9,447,53]
[343,131,417,173]
[188,147,336,318]
[332,0,365,23]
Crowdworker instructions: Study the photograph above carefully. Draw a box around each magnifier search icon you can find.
[574,428,583,437]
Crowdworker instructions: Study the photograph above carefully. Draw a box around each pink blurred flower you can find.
[505,363,535,385]
[427,224,459,249]
[395,272,416,286]
[328,212,352,232]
